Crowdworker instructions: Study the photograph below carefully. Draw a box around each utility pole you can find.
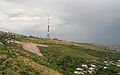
[47,17,50,39]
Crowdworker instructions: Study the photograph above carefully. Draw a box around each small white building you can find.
[82,65,88,68]
[104,67,107,69]
[104,61,108,64]
[91,65,96,68]
[89,67,95,71]
[7,39,15,43]
[117,65,120,67]
[76,68,83,71]
[0,42,2,44]
[118,60,120,62]
[88,67,95,74]
[74,71,79,74]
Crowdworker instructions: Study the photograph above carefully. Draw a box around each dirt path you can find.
[16,41,48,56]
[22,43,43,56]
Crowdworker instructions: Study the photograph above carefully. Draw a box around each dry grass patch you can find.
[18,56,62,75]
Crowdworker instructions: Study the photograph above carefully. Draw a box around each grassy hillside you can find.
[0,31,120,75]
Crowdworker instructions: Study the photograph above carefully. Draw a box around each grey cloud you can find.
[4,0,30,3]
[0,0,120,45]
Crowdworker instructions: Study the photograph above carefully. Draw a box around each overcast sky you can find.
[0,0,120,45]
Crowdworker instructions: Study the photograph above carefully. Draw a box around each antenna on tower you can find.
[47,17,50,39]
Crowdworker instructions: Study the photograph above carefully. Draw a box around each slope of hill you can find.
[0,31,120,75]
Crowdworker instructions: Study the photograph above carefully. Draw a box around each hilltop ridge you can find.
[0,31,120,75]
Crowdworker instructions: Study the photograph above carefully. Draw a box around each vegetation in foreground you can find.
[0,31,120,75]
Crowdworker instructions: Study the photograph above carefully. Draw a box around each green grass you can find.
[0,43,62,75]
[0,33,120,75]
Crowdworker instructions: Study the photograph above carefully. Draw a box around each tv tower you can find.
[47,17,50,39]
